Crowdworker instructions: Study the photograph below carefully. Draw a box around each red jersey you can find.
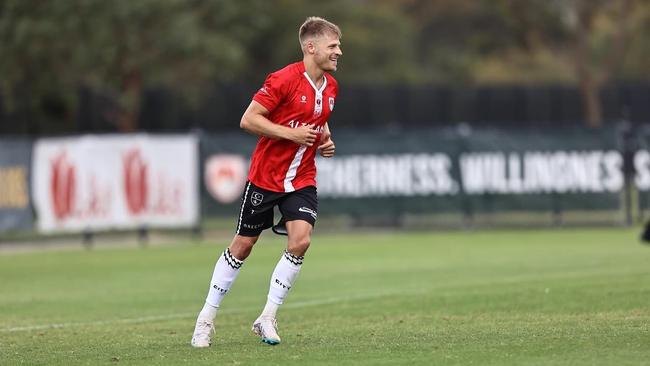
[248,61,339,192]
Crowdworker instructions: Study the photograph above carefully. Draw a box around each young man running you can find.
[191,16,342,347]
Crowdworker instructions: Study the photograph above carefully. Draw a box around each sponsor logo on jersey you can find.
[300,95,307,103]
[251,191,264,206]
[288,120,325,134]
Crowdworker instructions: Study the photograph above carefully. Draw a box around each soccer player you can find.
[191,16,342,347]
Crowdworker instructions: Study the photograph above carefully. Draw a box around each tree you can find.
[0,0,420,132]
[562,0,637,128]
[2,0,649,131]
[400,0,647,127]
[0,0,264,131]
[474,0,640,127]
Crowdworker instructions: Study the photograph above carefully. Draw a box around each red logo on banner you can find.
[205,155,247,204]
[123,149,148,215]
[50,152,76,220]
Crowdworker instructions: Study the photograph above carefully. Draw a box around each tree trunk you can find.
[579,77,603,128]
[115,69,142,132]
[572,0,634,128]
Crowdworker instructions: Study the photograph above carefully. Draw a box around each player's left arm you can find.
[318,122,335,158]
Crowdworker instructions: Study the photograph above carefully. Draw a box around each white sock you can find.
[198,302,218,321]
[261,299,280,318]
[199,248,244,320]
[263,250,303,317]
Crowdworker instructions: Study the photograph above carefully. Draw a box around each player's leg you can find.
[253,220,312,345]
[253,186,317,345]
[191,182,275,348]
[191,234,258,348]
[266,220,312,315]
[200,235,258,317]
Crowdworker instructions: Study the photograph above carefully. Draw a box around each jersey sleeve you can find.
[252,72,287,113]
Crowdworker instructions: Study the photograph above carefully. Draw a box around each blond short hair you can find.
[299,16,342,47]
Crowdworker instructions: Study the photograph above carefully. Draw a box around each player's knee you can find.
[288,236,311,255]
[230,235,259,259]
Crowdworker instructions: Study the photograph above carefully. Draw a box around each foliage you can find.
[0,0,267,129]
[0,0,649,130]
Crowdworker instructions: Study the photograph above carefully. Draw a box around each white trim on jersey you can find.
[283,145,307,192]
[279,72,328,192]
[302,72,327,92]
[303,72,327,117]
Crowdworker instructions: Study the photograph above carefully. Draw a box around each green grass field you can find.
[1,228,649,365]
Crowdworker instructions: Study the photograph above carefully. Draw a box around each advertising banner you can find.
[316,150,624,197]
[0,139,33,231]
[200,132,256,217]
[32,134,198,233]
[200,127,635,218]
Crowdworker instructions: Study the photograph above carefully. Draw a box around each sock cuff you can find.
[283,250,304,266]
[204,300,220,309]
[266,296,282,306]
[223,248,244,269]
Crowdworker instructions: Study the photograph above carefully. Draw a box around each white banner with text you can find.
[32,134,198,233]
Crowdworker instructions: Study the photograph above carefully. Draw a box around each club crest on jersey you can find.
[328,97,335,111]
[251,192,264,206]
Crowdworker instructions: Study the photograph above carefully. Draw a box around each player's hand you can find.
[318,136,335,158]
[290,125,318,146]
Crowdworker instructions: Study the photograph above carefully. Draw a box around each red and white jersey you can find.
[248,61,338,192]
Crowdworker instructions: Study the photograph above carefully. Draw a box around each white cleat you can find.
[252,316,281,345]
[190,318,215,348]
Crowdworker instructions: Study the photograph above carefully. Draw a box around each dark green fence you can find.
[200,126,642,227]
[1,126,642,235]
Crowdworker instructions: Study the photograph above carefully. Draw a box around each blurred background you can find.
[2,0,650,243]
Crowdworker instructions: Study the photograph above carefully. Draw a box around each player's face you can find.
[313,33,342,72]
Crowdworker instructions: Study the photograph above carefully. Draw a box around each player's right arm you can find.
[240,100,318,146]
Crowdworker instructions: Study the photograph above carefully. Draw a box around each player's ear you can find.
[305,40,316,55]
